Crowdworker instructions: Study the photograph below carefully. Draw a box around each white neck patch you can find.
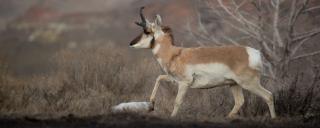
[152,43,161,54]
[154,30,164,40]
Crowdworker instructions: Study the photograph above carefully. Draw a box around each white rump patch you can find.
[246,47,262,70]
[111,102,152,113]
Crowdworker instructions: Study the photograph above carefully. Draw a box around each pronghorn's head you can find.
[129,7,167,49]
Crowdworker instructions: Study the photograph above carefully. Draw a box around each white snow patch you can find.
[111,102,152,113]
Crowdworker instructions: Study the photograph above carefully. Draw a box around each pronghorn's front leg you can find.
[171,82,189,117]
[149,75,170,110]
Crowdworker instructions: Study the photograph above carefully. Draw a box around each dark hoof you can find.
[148,101,155,112]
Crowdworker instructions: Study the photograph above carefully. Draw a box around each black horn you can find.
[139,7,146,23]
[135,7,147,28]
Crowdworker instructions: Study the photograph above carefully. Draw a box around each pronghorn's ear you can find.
[154,14,162,26]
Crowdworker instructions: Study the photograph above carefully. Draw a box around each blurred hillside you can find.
[0,0,198,77]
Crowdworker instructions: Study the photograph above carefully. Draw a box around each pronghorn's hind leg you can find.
[228,85,244,118]
[237,76,277,119]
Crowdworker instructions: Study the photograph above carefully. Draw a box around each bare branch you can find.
[234,0,249,12]
[185,21,205,46]
[288,0,297,37]
[217,0,244,23]
[263,61,276,79]
[208,36,222,45]
[291,50,320,60]
[221,34,240,45]
[217,0,261,34]
[290,36,314,57]
[290,28,320,57]
[230,0,261,30]
[291,0,310,28]
[261,41,281,62]
[196,12,210,35]
[273,0,285,47]
[303,5,320,13]
[293,29,320,42]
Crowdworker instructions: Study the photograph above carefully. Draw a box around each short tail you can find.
[245,47,262,71]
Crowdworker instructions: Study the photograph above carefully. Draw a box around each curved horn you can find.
[139,7,146,23]
[135,6,147,28]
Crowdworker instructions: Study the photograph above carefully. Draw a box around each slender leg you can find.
[228,85,244,118]
[171,83,189,117]
[240,79,277,119]
[149,75,170,111]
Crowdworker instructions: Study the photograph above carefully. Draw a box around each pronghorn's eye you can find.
[144,30,151,35]
[144,31,151,35]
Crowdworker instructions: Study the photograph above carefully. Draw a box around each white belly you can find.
[185,63,236,89]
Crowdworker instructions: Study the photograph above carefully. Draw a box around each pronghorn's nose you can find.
[130,34,142,47]
[129,42,135,46]
[129,38,138,47]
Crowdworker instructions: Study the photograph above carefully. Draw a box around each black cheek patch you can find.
[150,37,155,49]
[130,34,143,46]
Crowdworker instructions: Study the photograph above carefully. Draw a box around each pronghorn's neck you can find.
[152,33,180,69]
[152,34,174,58]
[152,26,174,55]
[152,34,174,55]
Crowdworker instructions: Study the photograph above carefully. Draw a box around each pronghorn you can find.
[129,7,277,119]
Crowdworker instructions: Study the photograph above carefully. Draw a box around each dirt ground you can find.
[0,113,319,128]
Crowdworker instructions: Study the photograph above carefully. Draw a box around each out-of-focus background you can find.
[0,0,200,77]
[0,0,320,126]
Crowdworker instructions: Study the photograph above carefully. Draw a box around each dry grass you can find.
[0,43,158,118]
[0,43,319,122]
